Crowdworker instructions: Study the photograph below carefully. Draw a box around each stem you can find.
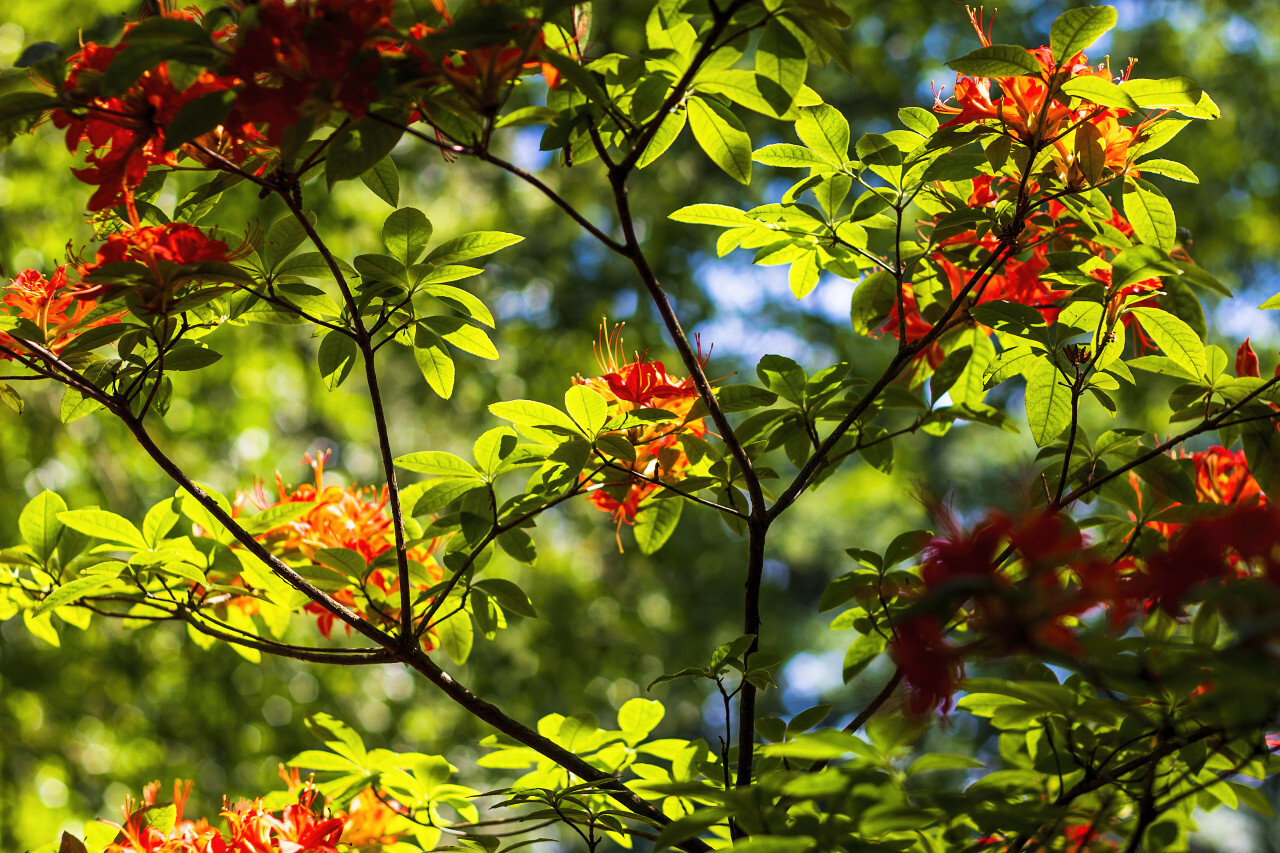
[277,192,416,643]
[733,519,769,787]
[1053,366,1084,504]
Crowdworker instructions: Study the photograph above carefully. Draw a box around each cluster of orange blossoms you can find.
[101,776,400,853]
[0,266,121,360]
[75,223,245,314]
[883,10,1181,362]
[893,447,1277,714]
[574,323,707,536]
[232,451,443,643]
[934,9,1143,186]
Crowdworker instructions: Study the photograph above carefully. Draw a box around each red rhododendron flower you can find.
[76,223,246,313]
[227,0,397,144]
[890,614,964,714]
[52,12,257,213]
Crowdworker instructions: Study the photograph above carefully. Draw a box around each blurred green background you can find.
[1,0,1279,850]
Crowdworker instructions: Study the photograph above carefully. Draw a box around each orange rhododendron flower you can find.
[574,322,708,543]
[0,266,122,360]
[233,450,444,644]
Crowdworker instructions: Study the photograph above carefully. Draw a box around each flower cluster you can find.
[0,266,121,360]
[98,776,402,853]
[879,10,1196,365]
[935,7,1143,186]
[883,174,1180,363]
[227,0,398,144]
[51,11,257,213]
[76,222,245,313]
[234,451,444,643]
[1137,445,1267,539]
[574,323,707,539]
[405,7,560,112]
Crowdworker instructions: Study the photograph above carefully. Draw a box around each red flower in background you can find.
[890,614,964,714]
[228,0,397,143]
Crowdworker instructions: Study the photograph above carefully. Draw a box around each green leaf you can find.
[1024,357,1072,446]
[754,20,806,114]
[1049,6,1117,65]
[472,427,520,477]
[435,607,474,665]
[1058,75,1141,111]
[1111,244,1182,289]
[413,326,455,399]
[422,283,494,327]
[488,399,581,442]
[395,451,482,479]
[1241,417,1280,499]
[756,354,807,404]
[1137,158,1199,183]
[496,527,536,564]
[288,750,362,773]
[898,106,938,136]
[669,203,752,227]
[20,490,66,564]
[324,112,405,189]
[0,381,22,414]
[34,573,121,616]
[383,207,432,267]
[1130,308,1206,376]
[687,96,752,184]
[261,214,312,272]
[423,317,498,360]
[360,157,400,207]
[1123,177,1176,251]
[57,510,148,551]
[317,331,358,392]
[716,384,778,413]
[425,231,524,266]
[162,89,236,151]
[947,44,1042,77]
[638,107,687,169]
[795,104,849,164]
[565,384,609,435]
[885,529,932,568]
[850,270,896,335]
[314,547,367,579]
[618,697,664,738]
[635,497,683,554]
[753,143,835,169]
[1121,76,1203,109]
[472,578,537,618]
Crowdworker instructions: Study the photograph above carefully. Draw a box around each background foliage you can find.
[1,0,1279,849]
